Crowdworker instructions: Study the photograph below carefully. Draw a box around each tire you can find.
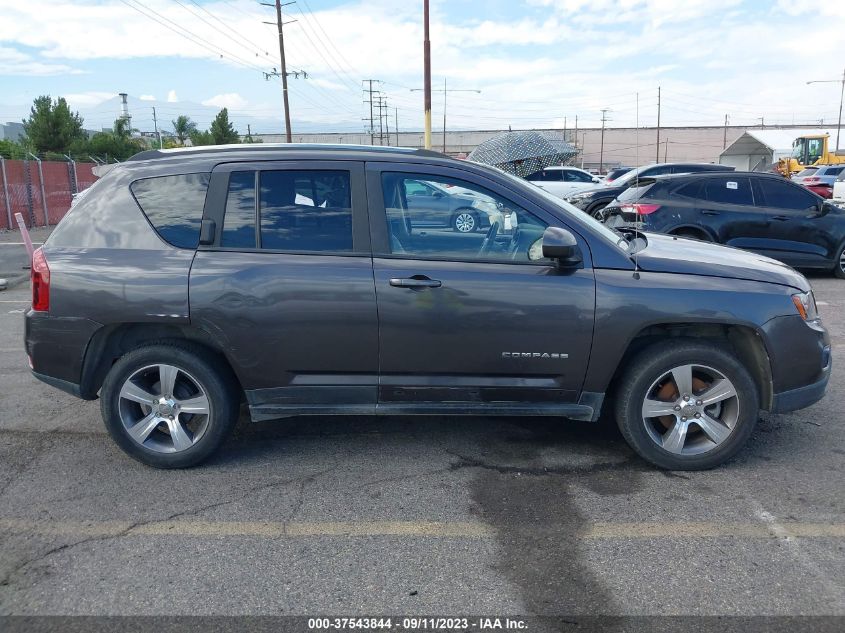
[614,339,759,470]
[452,209,478,233]
[589,202,609,221]
[833,242,845,279]
[100,342,239,469]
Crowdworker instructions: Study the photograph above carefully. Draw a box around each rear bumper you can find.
[25,310,101,400]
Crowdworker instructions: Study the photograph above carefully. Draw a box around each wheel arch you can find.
[603,322,773,412]
[667,225,716,241]
[79,322,245,401]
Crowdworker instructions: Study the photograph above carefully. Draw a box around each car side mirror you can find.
[806,203,828,218]
[592,176,601,183]
[542,227,582,267]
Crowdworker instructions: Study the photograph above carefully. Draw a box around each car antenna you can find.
[633,92,641,280]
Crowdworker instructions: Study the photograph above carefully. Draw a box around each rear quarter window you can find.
[130,173,210,248]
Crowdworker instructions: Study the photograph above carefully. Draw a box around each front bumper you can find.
[764,315,831,413]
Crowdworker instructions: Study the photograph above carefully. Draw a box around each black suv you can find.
[565,162,735,219]
[25,145,830,470]
[602,171,845,277]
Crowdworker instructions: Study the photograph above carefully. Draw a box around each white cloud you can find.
[167,90,179,103]
[0,45,81,76]
[202,93,248,109]
[139,94,156,101]
[62,92,116,107]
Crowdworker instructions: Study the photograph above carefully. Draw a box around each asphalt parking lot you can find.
[0,264,843,617]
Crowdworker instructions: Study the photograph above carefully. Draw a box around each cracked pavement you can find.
[0,277,844,616]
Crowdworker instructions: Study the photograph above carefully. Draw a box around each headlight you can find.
[567,192,591,202]
[792,291,819,321]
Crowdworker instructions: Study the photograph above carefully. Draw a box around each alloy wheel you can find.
[640,363,739,455]
[455,212,476,232]
[118,364,211,453]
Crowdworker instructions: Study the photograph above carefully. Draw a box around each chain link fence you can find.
[0,158,97,230]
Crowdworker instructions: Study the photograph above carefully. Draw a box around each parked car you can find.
[400,178,498,232]
[602,171,845,277]
[834,169,845,204]
[797,165,845,199]
[791,167,819,183]
[565,162,735,219]
[524,166,600,198]
[26,145,829,471]
[605,167,633,183]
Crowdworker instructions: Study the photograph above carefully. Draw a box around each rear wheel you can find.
[100,343,239,468]
[452,209,478,233]
[834,243,845,279]
[614,340,759,470]
[589,202,610,221]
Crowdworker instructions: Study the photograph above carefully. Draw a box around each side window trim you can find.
[201,160,370,254]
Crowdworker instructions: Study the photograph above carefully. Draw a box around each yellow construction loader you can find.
[777,133,845,176]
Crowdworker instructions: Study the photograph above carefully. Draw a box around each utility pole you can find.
[664,138,669,162]
[261,1,295,142]
[375,95,386,145]
[807,67,845,151]
[411,78,480,154]
[362,79,379,145]
[573,114,578,160]
[599,109,611,174]
[395,107,399,146]
[655,86,661,163]
[758,117,765,128]
[723,113,729,149]
[152,107,162,149]
[383,98,390,146]
[247,124,252,143]
[423,0,432,149]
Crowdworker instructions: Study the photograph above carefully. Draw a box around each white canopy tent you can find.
[718,129,838,172]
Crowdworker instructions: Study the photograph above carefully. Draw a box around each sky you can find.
[0,0,844,135]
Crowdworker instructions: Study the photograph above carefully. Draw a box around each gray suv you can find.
[25,145,831,470]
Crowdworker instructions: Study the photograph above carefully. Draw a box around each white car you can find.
[524,166,600,198]
[833,169,845,204]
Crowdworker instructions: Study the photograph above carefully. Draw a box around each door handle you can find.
[771,215,790,221]
[389,276,442,289]
[701,209,720,216]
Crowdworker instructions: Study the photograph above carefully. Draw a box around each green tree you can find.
[0,138,27,159]
[209,108,239,144]
[81,118,145,161]
[172,115,196,146]
[189,129,215,146]
[22,95,86,154]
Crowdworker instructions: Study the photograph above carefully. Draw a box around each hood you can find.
[633,232,810,292]
[569,184,626,200]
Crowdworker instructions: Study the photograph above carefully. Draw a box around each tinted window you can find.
[641,165,674,177]
[564,170,594,182]
[130,173,210,248]
[676,181,703,198]
[822,166,844,177]
[526,170,562,182]
[222,171,257,248]
[757,178,819,211]
[382,172,548,262]
[704,177,753,205]
[259,170,353,252]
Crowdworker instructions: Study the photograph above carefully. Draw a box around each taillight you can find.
[620,203,662,215]
[803,177,821,184]
[31,247,50,312]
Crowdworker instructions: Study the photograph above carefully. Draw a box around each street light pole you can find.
[807,66,845,152]
[423,0,432,149]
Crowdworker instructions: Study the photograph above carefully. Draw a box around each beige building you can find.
[254,124,826,172]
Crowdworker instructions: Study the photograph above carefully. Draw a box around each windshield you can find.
[481,164,629,251]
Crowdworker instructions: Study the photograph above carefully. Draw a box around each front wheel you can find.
[614,340,759,470]
[452,209,478,233]
[589,203,609,222]
[100,343,239,468]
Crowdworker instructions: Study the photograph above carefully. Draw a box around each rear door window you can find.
[259,170,353,252]
[704,177,753,206]
[130,173,210,248]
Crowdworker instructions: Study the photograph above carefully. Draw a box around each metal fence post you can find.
[27,153,49,227]
[64,154,78,195]
[0,157,12,230]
